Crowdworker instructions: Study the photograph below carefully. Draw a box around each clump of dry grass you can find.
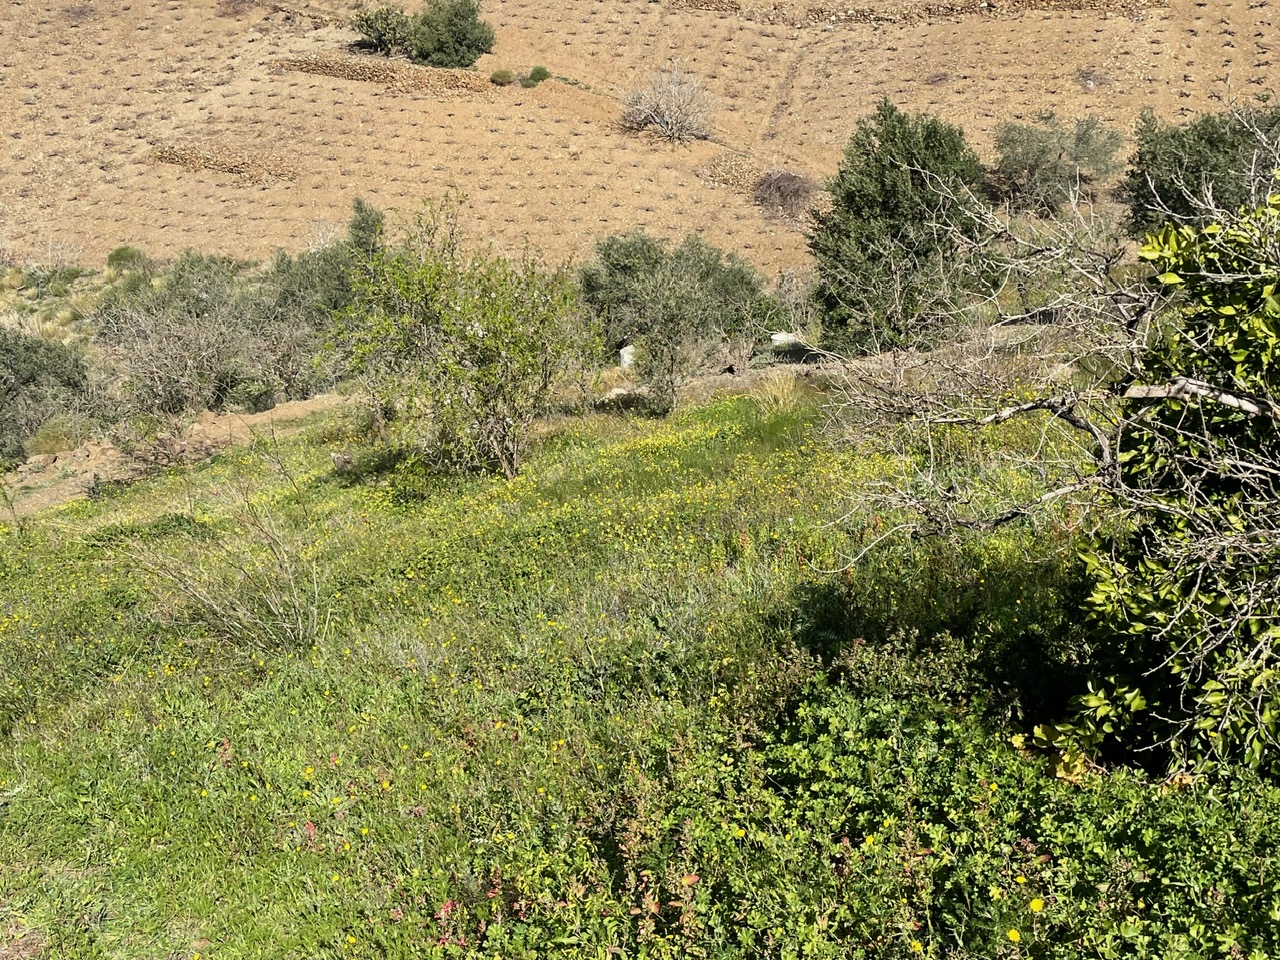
[622,64,715,143]
[749,370,808,417]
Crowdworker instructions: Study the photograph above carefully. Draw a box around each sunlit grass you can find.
[4,392,1272,960]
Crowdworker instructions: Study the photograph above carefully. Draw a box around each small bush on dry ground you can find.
[350,6,413,53]
[621,64,715,143]
[753,168,819,221]
[407,0,494,68]
[351,0,494,68]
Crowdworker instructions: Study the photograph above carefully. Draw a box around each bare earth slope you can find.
[1,0,1276,273]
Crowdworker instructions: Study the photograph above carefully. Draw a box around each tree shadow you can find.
[763,548,1101,728]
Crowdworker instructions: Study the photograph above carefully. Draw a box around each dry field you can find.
[1,0,1277,274]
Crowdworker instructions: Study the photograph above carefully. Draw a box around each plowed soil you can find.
[1,0,1276,274]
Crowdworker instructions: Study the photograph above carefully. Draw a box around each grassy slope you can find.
[2,394,1278,959]
[0,395,853,955]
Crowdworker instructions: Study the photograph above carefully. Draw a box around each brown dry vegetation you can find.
[1,0,1277,273]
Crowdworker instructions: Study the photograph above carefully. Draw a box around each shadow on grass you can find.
[764,544,1100,728]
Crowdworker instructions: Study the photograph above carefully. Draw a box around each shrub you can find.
[580,231,774,412]
[622,64,714,142]
[489,68,515,86]
[1077,191,1280,772]
[26,411,97,456]
[105,245,150,272]
[992,112,1123,214]
[653,689,1280,959]
[93,252,264,415]
[809,99,984,354]
[406,0,494,68]
[753,168,819,220]
[350,5,412,54]
[527,64,550,83]
[327,204,595,477]
[1124,103,1280,235]
[94,200,383,418]
[0,327,91,466]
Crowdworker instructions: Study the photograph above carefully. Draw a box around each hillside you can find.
[4,392,1280,957]
[3,0,1277,273]
[5,0,1280,954]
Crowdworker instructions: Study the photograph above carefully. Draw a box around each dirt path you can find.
[1,394,346,519]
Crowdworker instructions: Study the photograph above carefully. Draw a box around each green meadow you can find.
[3,392,1278,959]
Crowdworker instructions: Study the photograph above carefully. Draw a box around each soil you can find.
[1,394,345,518]
[2,0,1276,276]
[0,357,837,518]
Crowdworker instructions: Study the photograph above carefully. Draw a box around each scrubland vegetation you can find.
[350,1,495,69]
[5,88,1280,958]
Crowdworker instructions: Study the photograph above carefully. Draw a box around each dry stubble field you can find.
[1,0,1277,274]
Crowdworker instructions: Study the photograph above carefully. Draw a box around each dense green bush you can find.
[263,198,385,331]
[580,230,775,411]
[351,1,492,67]
[581,231,773,350]
[527,64,550,84]
[645,689,1280,959]
[809,99,985,354]
[1076,191,1280,772]
[0,327,91,466]
[992,113,1123,214]
[489,68,515,86]
[1123,104,1280,235]
[350,5,412,54]
[406,0,494,68]
[104,245,151,273]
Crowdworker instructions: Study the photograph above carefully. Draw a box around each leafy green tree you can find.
[580,230,774,412]
[1083,187,1280,770]
[350,6,412,54]
[328,205,591,477]
[809,99,983,354]
[351,0,493,67]
[407,0,494,68]
[992,113,1123,215]
[1124,104,1280,236]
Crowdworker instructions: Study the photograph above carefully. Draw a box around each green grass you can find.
[0,397,843,955]
[3,393,1278,959]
